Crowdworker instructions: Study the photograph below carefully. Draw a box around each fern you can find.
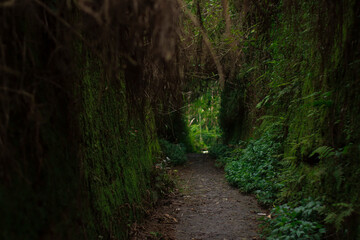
[324,203,354,230]
[310,146,335,159]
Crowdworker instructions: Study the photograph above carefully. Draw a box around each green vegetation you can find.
[225,126,283,205]
[157,110,194,153]
[208,143,232,162]
[182,0,360,238]
[2,0,360,239]
[214,0,360,238]
[186,84,222,151]
[262,198,326,240]
[159,139,187,166]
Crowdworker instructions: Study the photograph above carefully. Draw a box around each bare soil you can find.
[131,153,265,240]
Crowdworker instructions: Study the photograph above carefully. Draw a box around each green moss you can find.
[77,53,161,238]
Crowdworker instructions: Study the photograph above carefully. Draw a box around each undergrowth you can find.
[150,157,177,203]
[208,143,232,167]
[159,139,187,166]
[224,127,283,205]
[261,198,326,240]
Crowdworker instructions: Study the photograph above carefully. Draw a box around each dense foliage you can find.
[215,0,360,238]
[262,198,326,240]
[181,0,360,238]
[159,139,188,166]
[2,0,360,239]
[208,143,232,160]
[186,83,222,151]
[225,127,283,205]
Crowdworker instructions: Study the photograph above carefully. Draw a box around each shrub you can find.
[209,143,231,158]
[158,139,187,165]
[208,143,233,167]
[261,198,326,240]
[224,128,283,205]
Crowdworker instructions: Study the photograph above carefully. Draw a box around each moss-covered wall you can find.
[78,55,160,238]
[0,43,161,240]
[0,1,174,239]
[220,0,360,237]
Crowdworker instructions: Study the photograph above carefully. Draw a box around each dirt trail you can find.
[131,153,264,240]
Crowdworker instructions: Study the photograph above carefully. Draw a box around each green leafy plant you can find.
[209,143,231,158]
[224,127,283,205]
[159,139,187,166]
[209,143,233,167]
[310,146,336,160]
[324,202,354,231]
[262,198,326,240]
[150,159,176,202]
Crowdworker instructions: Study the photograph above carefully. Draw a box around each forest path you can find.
[131,153,264,240]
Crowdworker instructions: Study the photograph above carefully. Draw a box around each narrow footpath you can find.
[131,153,264,240]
